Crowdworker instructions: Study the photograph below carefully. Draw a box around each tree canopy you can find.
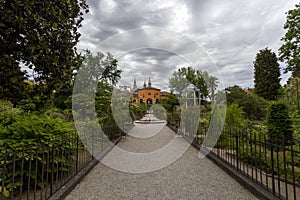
[75,50,122,92]
[254,48,281,100]
[0,0,89,105]
[225,85,268,120]
[279,3,300,77]
[169,67,216,99]
[159,93,179,113]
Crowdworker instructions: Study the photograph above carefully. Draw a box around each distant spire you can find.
[143,80,146,88]
[148,77,151,87]
[133,77,137,90]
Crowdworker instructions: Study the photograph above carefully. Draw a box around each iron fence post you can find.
[50,144,55,196]
[290,141,296,200]
[270,140,275,194]
[236,132,239,171]
[76,134,79,173]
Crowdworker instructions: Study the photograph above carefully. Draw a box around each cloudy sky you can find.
[77,0,298,91]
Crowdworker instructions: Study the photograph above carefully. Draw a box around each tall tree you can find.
[169,67,209,98]
[279,3,300,77]
[76,50,122,91]
[73,50,121,121]
[169,69,189,95]
[254,48,281,100]
[0,0,89,105]
[0,58,27,104]
[202,71,218,101]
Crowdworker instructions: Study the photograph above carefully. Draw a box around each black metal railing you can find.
[190,125,300,200]
[0,133,92,200]
[0,123,125,200]
[166,109,299,200]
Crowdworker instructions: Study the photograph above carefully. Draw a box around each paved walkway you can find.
[66,124,258,200]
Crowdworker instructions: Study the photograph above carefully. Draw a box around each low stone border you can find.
[49,137,122,200]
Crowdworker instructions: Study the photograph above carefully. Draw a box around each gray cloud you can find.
[78,0,298,91]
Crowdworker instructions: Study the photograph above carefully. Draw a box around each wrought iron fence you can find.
[0,124,124,200]
[166,110,299,200]
[0,133,91,200]
[188,125,300,200]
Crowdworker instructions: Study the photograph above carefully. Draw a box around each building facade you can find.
[131,78,161,105]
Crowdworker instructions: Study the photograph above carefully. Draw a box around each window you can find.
[148,92,151,95]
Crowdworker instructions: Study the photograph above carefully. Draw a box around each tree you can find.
[0,61,28,104]
[76,50,122,92]
[267,102,293,146]
[225,85,268,120]
[0,0,89,105]
[73,51,122,120]
[202,71,218,101]
[169,67,209,98]
[254,48,281,100]
[95,82,113,119]
[169,69,189,95]
[282,77,300,111]
[159,93,179,113]
[279,3,300,77]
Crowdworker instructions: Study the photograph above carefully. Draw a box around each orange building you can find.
[131,78,161,105]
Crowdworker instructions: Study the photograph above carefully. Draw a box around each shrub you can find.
[225,103,246,129]
[267,102,293,147]
[0,101,77,196]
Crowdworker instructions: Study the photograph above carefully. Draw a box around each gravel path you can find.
[65,124,258,200]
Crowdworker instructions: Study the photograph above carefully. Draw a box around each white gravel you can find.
[65,125,258,200]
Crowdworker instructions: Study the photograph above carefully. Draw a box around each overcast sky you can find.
[77,0,298,92]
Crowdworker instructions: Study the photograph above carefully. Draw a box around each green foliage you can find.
[129,103,147,121]
[0,186,9,199]
[166,112,180,128]
[0,100,77,195]
[0,0,89,106]
[150,104,166,120]
[281,77,300,112]
[72,93,95,121]
[203,72,218,101]
[279,3,300,77]
[0,60,27,105]
[95,82,113,119]
[225,103,246,129]
[77,50,122,93]
[254,48,281,100]
[267,102,293,146]
[0,100,22,126]
[159,93,179,113]
[225,85,268,120]
[289,110,300,141]
[217,126,300,184]
[73,51,122,122]
[169,67,212,98]
[18,98,36,111]
[169,69,189,95]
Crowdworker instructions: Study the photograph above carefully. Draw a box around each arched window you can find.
[147,98,152,105]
